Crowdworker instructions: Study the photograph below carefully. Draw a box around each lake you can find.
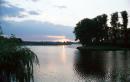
[28,45,130,82]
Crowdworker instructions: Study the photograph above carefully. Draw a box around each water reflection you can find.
[61,46,67,64]
[74,50,130,82]
[31,46,77,82]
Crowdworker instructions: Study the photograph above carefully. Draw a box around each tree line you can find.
[74,11,130,48]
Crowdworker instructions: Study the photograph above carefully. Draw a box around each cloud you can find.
[26,0,39,2]
[54,5,67,9]
[28,11,40,15]
[17,14,27,18]
[31,0,39,2]
[47,36,65,39]
[0,0,8,4]
[46,35,71,41]
[0,20,74,41]
[0,3,26,17]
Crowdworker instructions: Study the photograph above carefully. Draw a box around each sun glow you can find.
[46,35,71,42]
[47,35,65,39]
[57,38,71,42]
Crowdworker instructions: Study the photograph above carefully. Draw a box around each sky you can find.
[0,0,130,41]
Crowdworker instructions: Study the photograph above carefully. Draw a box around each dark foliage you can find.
[74,11,129,48]
[121,11,129,47]
[0,28,39,82]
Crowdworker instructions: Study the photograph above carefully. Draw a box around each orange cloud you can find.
[46,35,71,42]
[47,35,66,39]
[58,38,71,42]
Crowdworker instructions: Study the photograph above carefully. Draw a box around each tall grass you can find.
[0,36,39,82]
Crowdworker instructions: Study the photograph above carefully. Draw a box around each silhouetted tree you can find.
[74,11,129,47]
[110,12,119,45]
[0,26,3,36]
[74,18,98,46]
[121,11,128,47]
[93,14,108,43]
[102,14,109,41]
[74,14,108,46]
[93,15,103,43]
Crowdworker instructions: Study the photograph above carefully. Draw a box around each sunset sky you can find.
[0,0,130,41]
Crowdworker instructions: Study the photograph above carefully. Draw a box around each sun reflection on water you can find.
[61,46,67,64]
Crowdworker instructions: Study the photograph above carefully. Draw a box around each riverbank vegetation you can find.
[0,27,39,82]
[74,11,130,48]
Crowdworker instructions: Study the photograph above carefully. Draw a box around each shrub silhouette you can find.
[74,11,129,48]
[0,28,39,82]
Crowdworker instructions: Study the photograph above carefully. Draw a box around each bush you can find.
[0,36,39,82]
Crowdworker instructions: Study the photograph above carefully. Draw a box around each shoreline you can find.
[77,46,130,51]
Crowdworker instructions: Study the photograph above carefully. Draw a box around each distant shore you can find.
[22,41,78,46]
[77,46,130,51]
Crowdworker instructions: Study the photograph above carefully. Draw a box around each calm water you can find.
[28,45,130,82]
